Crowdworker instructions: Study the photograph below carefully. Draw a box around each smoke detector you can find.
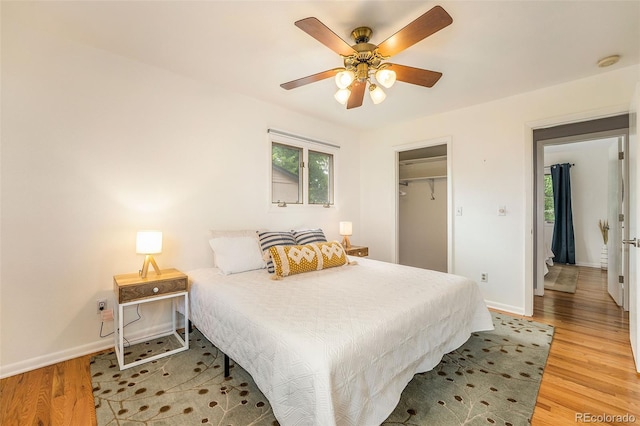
[597,55,620,68]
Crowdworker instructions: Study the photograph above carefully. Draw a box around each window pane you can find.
[308,150,333,205]
[272,143,302,204]
[544,174,555,222]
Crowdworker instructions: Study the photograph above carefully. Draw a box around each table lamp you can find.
[339,221,352,249]
[136,231,162,278]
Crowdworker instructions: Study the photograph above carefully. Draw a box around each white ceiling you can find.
[5,1,640,130]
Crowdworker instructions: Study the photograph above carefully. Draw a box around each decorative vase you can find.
[601,244,608,270]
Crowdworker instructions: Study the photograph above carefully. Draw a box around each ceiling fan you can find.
[280,5,453,109]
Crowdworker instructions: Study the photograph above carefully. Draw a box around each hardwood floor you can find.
[532,265,639,425]
[1,265,638,425]
[0,354,97,425]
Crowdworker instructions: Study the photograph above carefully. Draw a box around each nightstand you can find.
[344,245,368,257]
[113,268,189,370]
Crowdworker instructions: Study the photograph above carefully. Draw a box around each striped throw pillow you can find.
[292,228,327,245]
[258,231,296,273]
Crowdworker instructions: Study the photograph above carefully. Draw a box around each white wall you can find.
[359,65,639,314]
[544,139,616,267]
[0,22,361,376]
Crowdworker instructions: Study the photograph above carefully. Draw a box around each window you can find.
[272,143,303,204]
[308,150,333,205]
[544,174,555,222]
[269,130,336,206]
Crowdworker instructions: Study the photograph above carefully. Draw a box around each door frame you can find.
[525,108,630,315]
[394,136,453,272]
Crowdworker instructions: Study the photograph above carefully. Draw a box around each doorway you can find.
[541,137,622,303]
[533,115,630,309]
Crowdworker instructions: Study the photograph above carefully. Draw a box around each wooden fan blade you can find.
[386,63,442,87]
[347,81,365,109]
[377,6,453,57]
[295,17,356,57]
[281,68,343,90]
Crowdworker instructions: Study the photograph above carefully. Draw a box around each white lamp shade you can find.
[335,70,355,89]
[375,68,396,88]
[369,84,386,105]
[339,221,353,236]
[334,88,351,105]
[136,231,162,254]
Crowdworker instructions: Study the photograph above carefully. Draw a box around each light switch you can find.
[456,207,463,216]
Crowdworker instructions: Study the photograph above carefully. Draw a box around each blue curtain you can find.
[551,163,575,264]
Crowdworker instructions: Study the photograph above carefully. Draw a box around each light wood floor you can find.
[532,265,640,425]
[1,266,638,425]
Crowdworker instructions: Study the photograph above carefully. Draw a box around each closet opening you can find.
[396,143,449,272]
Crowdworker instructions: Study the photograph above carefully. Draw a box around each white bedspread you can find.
[187,258,493,426]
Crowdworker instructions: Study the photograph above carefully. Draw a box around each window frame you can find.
[307,149,334,206]
[268,130,338,209]
[271,142,304,205]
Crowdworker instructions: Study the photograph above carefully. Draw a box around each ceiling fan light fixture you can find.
[281,6,453,109]
[335,70,355,89]
[334,87,351,105]
[369,84,386,105]
[375,68,396,88]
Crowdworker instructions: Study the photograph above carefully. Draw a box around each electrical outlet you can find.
[97,299,107,314]
[480,272,488,282]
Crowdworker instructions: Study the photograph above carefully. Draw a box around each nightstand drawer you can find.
[117,278,186,303]
[113,269,188,303]
[345,246,368,257]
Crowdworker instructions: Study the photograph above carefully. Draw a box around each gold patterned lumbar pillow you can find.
[269,241,347,277]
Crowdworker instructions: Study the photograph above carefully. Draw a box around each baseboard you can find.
[0,321,178,379]
[485,300,526,316]
[576,261,602,269]
[0,339,113,380]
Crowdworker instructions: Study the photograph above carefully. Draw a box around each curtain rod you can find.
[267,129,340,149]
[544,163,575,168]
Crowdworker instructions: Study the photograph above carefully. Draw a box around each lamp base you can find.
[341,236,351,249]
[140,255,161,278]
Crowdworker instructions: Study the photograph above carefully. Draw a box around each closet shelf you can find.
[400,175,447,182]
[398,155,447,166]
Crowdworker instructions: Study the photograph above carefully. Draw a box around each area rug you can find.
[92,313,554,425]
[544,264,578,293]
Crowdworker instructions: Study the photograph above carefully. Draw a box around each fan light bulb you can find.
[334,88,351,105]
[335,70,355,89]
[375,69,396,88]
[369,84,386,105]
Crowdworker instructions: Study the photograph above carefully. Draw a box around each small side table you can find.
[344,245,368,257]
[113,268,189,370]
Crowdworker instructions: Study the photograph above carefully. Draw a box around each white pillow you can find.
[208,236,265,275]
[210,229,262,239]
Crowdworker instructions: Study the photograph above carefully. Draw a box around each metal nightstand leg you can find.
[114,292,189,370]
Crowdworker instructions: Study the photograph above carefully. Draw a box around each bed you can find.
[185,243,493,426]
[544,224,555,274]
